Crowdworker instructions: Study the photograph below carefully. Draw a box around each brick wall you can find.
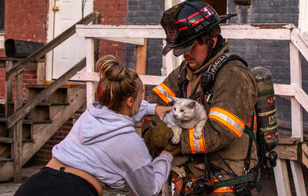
[94,0,127,63]
[0,0,49,101]
[5,1,48,42]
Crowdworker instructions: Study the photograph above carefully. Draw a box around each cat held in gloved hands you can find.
[164,96,207,144]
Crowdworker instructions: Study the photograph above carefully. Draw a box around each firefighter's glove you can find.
[142,116,163,154]
[144,116,181,155]
[150,116,173,148]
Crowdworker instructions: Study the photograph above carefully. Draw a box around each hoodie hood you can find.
[77,102,135,144]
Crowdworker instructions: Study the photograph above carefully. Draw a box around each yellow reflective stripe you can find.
[188,129,196,154]
[213,187,234,193]
[246,115,257,130]
[153,87,170,104]
[188,128,206,154]
[160,83,176,97]
[258,108,276,117]
[209,107,245,138]
[152,83,175,104]
[260,124,278,132]
[172,177,183,191]
[198,131,206,153]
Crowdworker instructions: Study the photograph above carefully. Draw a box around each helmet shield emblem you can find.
[161,16,178,45]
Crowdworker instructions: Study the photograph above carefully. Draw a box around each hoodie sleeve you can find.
[133,100,157,122]
[123,150,173,196]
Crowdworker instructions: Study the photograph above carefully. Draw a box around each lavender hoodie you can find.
[52,100,173,196]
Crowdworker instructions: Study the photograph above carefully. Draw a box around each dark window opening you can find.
[205,0,227,23]
[0,0,4,31]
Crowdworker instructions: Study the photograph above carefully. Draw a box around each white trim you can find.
[75,24,295,41]
[274,159,292,196]
[299,0,308,33]
[0,34,4,50]
[290,160,307,195]
[86,38,95,107]
[221,24,294,40]
[76,71,166,86]
[46,0,56,81]
[291,29,308,61]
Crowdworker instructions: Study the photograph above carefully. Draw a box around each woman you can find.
[15,55,174,196]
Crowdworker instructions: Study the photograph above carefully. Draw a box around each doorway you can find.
[52,0,93,80]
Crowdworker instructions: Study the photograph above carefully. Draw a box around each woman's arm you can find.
[123,150,173,196]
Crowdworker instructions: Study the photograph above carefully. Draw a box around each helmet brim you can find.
[162,39,195,57]
[173,39,195,57]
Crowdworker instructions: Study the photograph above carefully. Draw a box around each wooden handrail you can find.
[5,11,100,81]
[6,58,86,129]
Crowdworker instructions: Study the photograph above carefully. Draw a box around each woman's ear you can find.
[127,97,134,108]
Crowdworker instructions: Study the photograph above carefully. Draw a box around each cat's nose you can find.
[173,114,177,118]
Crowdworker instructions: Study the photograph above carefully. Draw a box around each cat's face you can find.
[171,99,196,121]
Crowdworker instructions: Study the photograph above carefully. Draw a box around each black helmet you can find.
[161,0,236,56]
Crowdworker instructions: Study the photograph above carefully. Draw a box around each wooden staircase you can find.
[0,84,86,181]
[0,11,100,182]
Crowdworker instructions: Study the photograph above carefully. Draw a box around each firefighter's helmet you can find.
[161,0,236,56]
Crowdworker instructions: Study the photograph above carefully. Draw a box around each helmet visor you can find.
[162,39,194,57]
[173,39,195,57]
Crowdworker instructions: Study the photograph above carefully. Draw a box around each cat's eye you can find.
[180,109,184,112]
[173,107,176,111]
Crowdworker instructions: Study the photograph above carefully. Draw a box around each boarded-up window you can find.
[204,0,227,22]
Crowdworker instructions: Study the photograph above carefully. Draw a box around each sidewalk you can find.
[0,165,41,196]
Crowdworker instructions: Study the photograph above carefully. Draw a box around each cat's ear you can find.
[171,96,179,102]
[188,101,196,108]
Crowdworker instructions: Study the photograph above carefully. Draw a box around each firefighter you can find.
[142,0,260,195]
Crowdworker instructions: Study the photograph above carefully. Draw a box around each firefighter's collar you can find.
[193,43,230,75]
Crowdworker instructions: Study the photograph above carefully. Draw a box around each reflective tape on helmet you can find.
[152,83,176,104]
[209,107,245,138]
[176,4,214,32]
[188,128,206,154]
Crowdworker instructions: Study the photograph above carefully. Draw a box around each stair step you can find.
[8,101,69,106]
[0,137,33,144]
[26,84,86,89]
[0,118,52,124]
[0,137,13,143]
[22,119,52,124]
[0,158,13,162]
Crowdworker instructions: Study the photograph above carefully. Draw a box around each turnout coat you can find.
[144,43,259,195]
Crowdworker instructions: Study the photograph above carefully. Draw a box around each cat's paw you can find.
[171,135,181,144]
[194,129,203,139]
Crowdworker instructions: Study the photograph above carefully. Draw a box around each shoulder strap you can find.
[178,53,247,100]
[201,53,248,93]
[178,60,189,98]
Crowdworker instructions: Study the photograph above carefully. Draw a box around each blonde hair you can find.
[96,55,139,112]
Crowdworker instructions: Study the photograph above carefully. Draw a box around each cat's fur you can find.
[164,96,207,144]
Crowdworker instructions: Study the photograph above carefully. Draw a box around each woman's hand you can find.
[155,105,172,121]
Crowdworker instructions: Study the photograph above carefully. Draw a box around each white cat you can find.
[164,96,207,144]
